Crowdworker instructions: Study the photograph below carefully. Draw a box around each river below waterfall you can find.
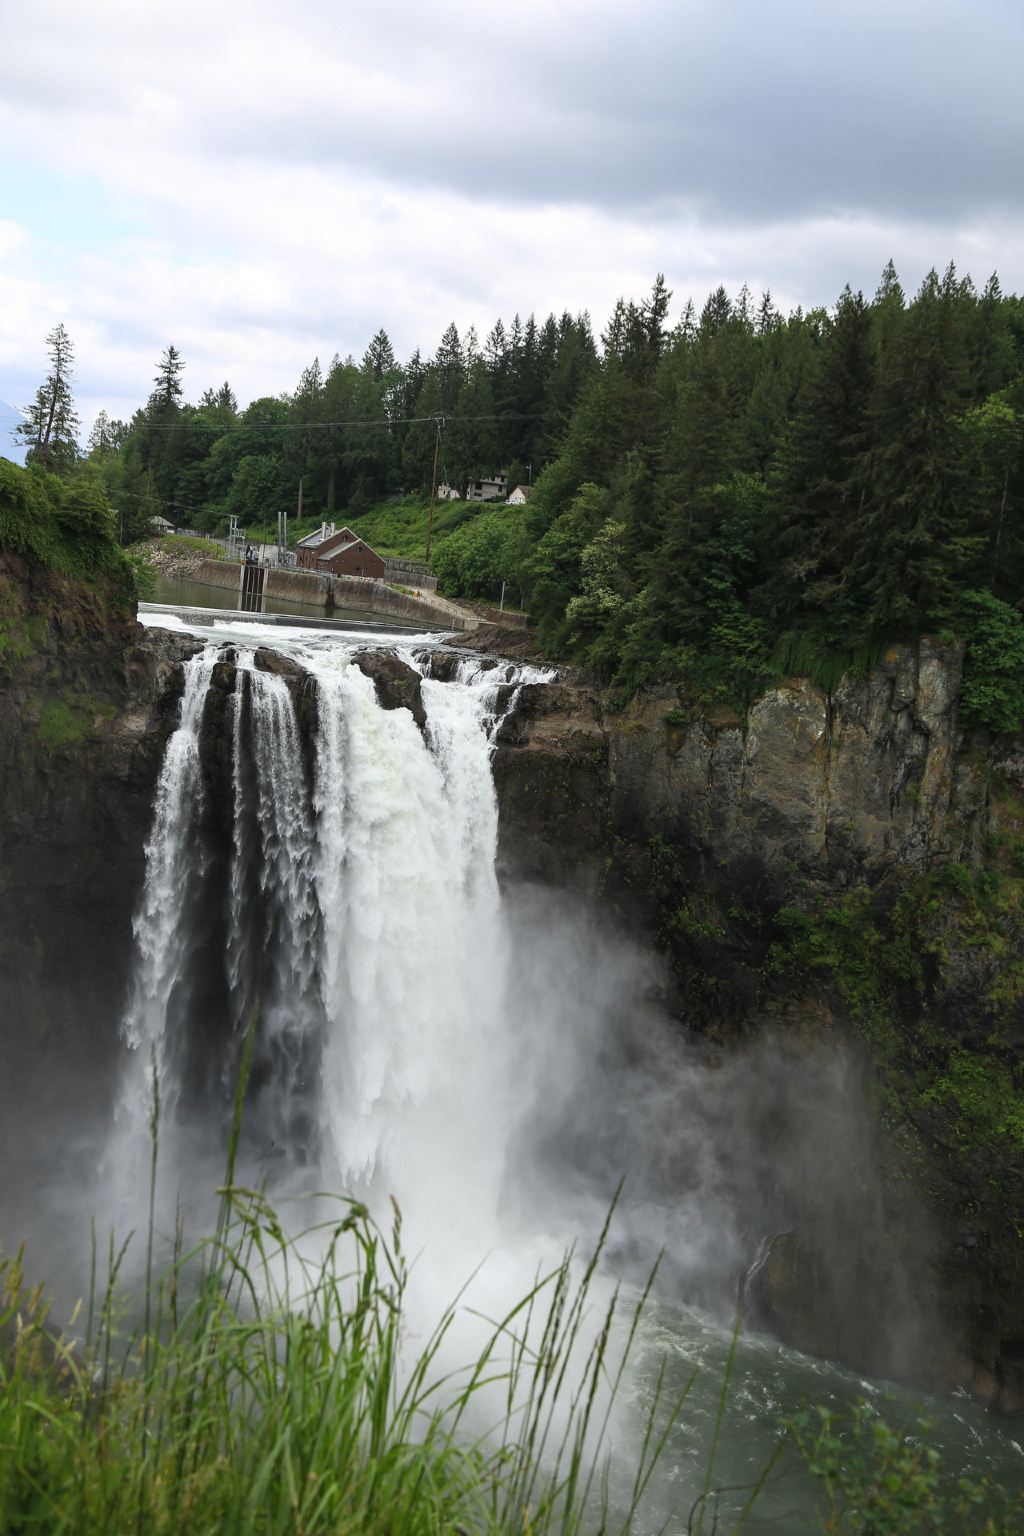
[19,609,1024,1530]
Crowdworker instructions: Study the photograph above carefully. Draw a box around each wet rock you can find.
[254,646,309,705]
[351,649,426,729]
[413,648,460,682]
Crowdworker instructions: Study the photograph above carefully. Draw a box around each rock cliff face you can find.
[495,639,975,892]
[0,554,200,1176]
[491,639,1024,1413]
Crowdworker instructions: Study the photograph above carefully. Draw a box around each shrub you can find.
[959,589,1024,735]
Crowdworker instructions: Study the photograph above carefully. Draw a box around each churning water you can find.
[109,616,1023,1528]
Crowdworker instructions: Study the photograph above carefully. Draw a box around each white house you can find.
[466,471,509,502]
[436,482,462,501]
[506,485,533,505]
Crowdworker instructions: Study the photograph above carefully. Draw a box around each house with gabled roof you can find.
[315,531,386,581]
[295,523,362,570]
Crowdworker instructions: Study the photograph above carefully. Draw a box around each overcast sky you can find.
[2,0,1022,449]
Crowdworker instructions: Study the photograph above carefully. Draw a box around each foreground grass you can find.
[1,1046,1017,1535]
[0,1190,689,1536]
[3,1201,1018,1536]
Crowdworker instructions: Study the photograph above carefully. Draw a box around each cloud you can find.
[1,0,1022,427]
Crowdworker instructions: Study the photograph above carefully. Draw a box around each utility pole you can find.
[424,417,443,564]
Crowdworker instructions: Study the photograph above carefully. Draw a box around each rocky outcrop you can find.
[494,638,974,895]
[351,649,427,728]
[490,637,1024,1413]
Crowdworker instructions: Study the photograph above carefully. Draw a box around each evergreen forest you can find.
[14,263,1024,718]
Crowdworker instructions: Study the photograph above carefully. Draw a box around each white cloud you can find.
[1,0,1022,430]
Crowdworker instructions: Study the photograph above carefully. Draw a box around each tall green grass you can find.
[0,1191,691,1534]
[0,1043,687,1536]
[0,1045,1016,1534]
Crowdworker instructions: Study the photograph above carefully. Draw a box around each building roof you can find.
[296,523,337,548]
[509,485,533,500]
[316,534,382,564]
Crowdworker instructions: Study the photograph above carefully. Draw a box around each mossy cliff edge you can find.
[491,639,1024,1414]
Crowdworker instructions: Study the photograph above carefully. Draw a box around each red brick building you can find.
[295,523,358,569]
[317,534,386,581]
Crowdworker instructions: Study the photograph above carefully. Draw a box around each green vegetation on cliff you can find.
[765,865,1024,1161]
[0,457,125,584]
[0,459,141,677]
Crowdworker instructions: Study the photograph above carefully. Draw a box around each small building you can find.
[317,533,386,581]
[506,485,533,505]
[436,482,461,501]
[149,515,175,534]
[296,522,339,570]
[466,471,508,503]
[295,523,368,570]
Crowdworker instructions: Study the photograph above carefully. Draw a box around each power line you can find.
[125,410,544,434]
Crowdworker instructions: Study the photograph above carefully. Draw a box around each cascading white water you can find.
[115,640,548,1244]
[117,645,218,1133]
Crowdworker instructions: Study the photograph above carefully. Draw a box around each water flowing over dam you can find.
[104,621,1022,1526]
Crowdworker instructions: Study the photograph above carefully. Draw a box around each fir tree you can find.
[18,323,80,473]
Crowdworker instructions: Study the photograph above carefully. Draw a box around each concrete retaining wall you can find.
[325,573,457,627]
[266,568,331,608]
[192,559,244,594]
[384,557,438,592]
[191,559,458,628]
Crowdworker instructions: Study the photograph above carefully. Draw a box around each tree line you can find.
[437,266,1024,718]
[14,312,598,545]
[12,265,1024,718]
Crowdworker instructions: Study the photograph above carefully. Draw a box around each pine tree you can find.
[642,274,672,367]
[362,329,396,381]
[856,268,977,633]
[87,409,114,456]
[761,287,875,638]
[151,345,185,409]
[757,290,780,336]
[434,323,465,414]
[17,323,80,473]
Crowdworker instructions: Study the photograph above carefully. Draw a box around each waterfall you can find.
[113,642,541,1244]
[114,636,758,1308]
[117,646,219,1132]
[309,659,512,1233]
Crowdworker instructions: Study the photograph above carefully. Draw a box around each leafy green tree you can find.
[433,504,528,600]
[225,453,291,525]
[959,588,1024,733]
